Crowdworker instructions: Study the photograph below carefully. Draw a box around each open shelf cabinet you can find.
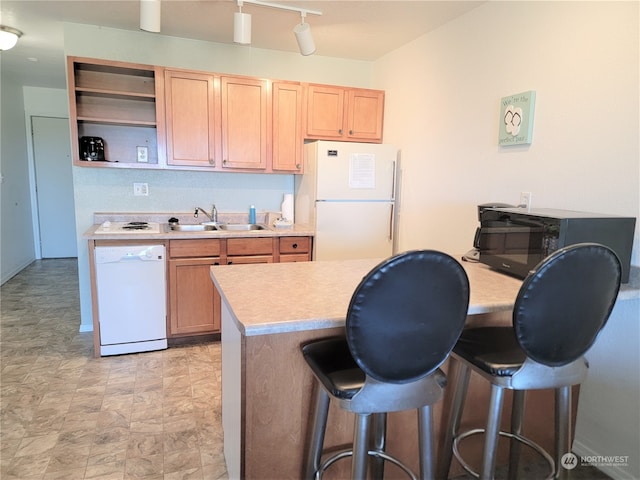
[67,57,165,168]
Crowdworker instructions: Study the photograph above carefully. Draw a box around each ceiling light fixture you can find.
[293,12,315,56]
[234,1,252,45]
[233,0,322,55]
[0,26,23,51]
[140,0,161,33]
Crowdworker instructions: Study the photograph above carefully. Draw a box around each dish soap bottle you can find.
[249,205,256,224]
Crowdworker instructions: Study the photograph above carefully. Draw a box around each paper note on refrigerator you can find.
[349,153,376,189]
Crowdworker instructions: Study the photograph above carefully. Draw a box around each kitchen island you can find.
[210,257,638,479]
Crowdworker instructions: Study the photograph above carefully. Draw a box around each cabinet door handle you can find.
[292,243,298,249]
[296,164,301,170]
[349,130,353,135]
[227,261,233,265]
[209,158,215,166]
[223,159,228,165]
[214,262,220,265]
[338,129,343,135]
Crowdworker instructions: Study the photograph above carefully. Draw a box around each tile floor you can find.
[1,259,228,480]
[1,259,613,480]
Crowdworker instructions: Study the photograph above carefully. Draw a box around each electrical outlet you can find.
[134,183,149,196]
[136,146,148,163]
[519,191,532,210]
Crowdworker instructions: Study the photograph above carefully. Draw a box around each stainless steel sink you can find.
[217,223,267,231]
[169,224,217,232]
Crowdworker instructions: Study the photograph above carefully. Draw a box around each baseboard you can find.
[573,440,636,479]
[1,258,36,286]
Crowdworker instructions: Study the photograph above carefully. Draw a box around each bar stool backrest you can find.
[513,243,622,367]
[346,250,470,384]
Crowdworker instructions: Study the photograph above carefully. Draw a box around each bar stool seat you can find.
[438,243,622,480]
[301,250,470,480]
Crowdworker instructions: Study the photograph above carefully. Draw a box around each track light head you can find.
[230,1,321,54]
[234,1,252,45]
[140,0,161,33]
[293,12,315,56]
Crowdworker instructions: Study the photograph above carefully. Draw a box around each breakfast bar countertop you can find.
[211,258,640,337]
[211,257,521,336]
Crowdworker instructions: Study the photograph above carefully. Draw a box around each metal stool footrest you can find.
[452,428,555,480]
[315,447,418,480]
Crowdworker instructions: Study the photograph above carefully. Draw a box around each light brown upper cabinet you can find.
[272,82,304,173]
[305,84,384,143]
[68,57,385,172]
[67,57,164,168]
[220,76,269,171]
[164,70,219,168]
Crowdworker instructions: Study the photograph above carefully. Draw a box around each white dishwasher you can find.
[94,244,167,356]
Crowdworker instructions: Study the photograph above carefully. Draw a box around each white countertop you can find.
[211,258,640,337]
[83,212,314,239]
[210,258,527,336]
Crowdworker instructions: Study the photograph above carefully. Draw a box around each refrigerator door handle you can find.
[389,203,394,241]
[391,160,397,201]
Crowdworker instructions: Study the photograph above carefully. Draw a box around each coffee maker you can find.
[80,136,105,161]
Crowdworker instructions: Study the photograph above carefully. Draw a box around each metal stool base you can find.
[452,428,555,480]
[314,447,417,480]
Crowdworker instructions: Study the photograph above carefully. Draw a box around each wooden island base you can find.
[222,309,575,479]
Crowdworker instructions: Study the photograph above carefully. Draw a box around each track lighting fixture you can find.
[140,0,161,33]
[293,12,315,56]
[234,1,252,45]
[233,0,321,55]
[0,26,23,51]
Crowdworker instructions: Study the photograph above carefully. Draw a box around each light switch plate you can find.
[137,146,148,163]
[133,183,149,196]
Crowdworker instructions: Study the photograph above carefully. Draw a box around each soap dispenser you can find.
[249,205,256,224]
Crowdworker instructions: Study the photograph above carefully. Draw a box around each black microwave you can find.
[475,207,636,283]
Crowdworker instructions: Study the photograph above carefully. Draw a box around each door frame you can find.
[25,113,73,259]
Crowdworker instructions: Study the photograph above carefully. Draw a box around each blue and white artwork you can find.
[499,91,536,146]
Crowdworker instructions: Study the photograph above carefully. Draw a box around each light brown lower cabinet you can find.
[168,236,312,338]
[168,239,223,337]
[168,258,222,337]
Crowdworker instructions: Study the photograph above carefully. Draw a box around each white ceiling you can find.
[0,1,482,89]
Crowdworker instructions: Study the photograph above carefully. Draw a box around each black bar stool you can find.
[438,243,622,480]
[301,250,470,480]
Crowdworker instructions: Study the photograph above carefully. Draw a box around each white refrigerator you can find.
[294,141,398,261]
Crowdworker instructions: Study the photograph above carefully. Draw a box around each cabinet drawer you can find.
[227,255,273,265]
[279,236,311,254]
[279,254,310,263]
[227,237,274,256]
[169,239,222,258]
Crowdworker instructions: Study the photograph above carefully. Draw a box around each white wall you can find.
[1,75,35,283]
[63,23,377,330]
[372,3,639,476]
[374,1,639,263]
[64,23,373,86]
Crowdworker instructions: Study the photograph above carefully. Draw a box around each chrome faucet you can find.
[194,204,218,223]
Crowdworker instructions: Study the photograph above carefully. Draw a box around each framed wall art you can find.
[498,90,536,146]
